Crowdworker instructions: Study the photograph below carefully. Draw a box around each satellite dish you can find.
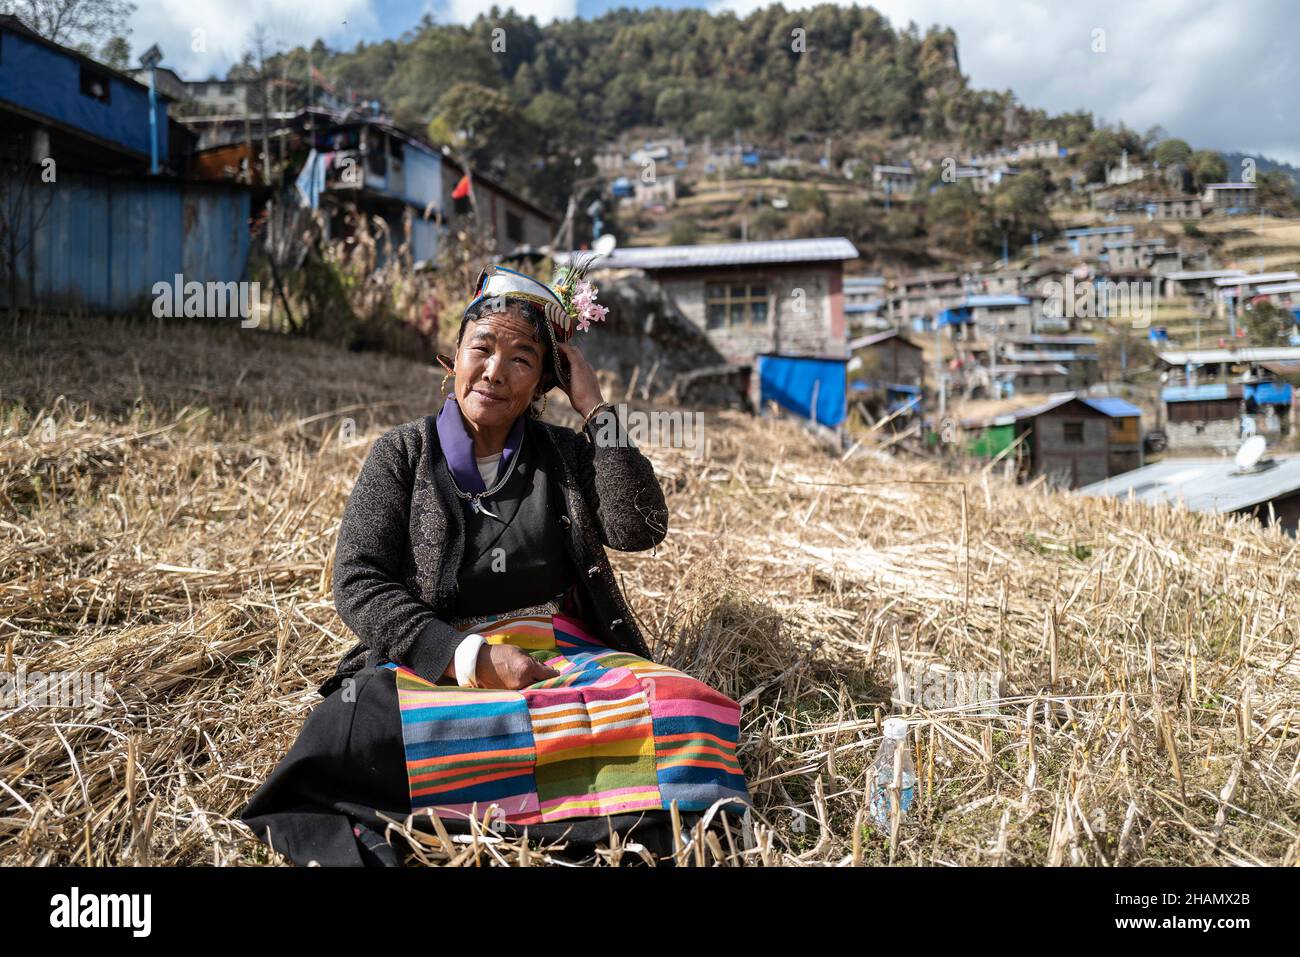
[592,233,617,258]
[1235,435,1267,470]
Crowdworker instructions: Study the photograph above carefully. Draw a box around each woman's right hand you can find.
[475,643,560,690]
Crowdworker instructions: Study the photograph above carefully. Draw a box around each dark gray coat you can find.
[318,406,668,697]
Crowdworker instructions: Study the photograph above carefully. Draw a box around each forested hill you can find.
[283,5,1094,199]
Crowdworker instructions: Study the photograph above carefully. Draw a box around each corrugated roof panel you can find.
[580,237,859,270]
[1079,455,1300,514]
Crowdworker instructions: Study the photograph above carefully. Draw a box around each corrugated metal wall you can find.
[3,172,250,313]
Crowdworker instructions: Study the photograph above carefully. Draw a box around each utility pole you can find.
[138,44,163,175]
[252,26,272,187]
[279,49,287,168]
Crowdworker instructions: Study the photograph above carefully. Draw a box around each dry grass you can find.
[2,314,1298,866]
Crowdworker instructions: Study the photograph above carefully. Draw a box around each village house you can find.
[1161,268,1248,298]
[1202,183,1257,213]
[847,329,925,388]
[892,272,966,328]
[1255,281,1300,312]
[987,363,1071,396]
[0,17,250,313]
[1102,237,1166,271]
[1149,246,1185,276]
[633,173,676,208]
[589,237,859,366]
[999,334,1101,390]
[1146,195,1203,221]
[1213,272,1300,320]
[871,164,916,197]
[291,116,556,263]
[1063,225,1135,259]
[126,68,264,115]
[966,138,1062,167]
[963,394,1144,488]
[966,294,1042,340]
[1158,346,1299,449]
[843,276,888,333]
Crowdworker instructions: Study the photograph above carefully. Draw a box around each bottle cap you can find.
[883,717,908,740]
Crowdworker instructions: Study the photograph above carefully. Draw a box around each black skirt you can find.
[238,666,722,866]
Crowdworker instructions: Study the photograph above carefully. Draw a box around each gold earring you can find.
[441,374,455,398]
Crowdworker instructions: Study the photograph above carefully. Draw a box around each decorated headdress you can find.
[460,257,609,388]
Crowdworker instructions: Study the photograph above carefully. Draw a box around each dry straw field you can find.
[2,315,1298,866]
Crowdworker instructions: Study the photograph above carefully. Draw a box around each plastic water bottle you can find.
[869,717,916,827]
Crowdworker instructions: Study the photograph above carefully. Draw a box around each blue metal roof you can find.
[1080,397,1143,417]
[966,295,1030,307]
[1064,226,1134,237]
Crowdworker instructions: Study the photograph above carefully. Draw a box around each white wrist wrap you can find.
[454,633,487,687]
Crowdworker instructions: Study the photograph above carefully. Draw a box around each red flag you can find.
[451,174,471,200]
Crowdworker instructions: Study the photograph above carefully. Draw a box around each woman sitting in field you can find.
[240,263,752,865]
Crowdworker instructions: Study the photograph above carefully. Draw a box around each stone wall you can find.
[661,267,843,363]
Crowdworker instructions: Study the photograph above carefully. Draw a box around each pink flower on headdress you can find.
[571,280,607,333]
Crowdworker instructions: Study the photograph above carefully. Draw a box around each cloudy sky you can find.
[124,0,1298,165]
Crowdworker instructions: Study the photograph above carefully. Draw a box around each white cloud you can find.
[438,0,578,26]
[711,0,1300,165]
[127,0,378,79]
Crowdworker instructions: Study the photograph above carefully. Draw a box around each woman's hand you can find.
[555,341,605,420]
[474,643,560,690]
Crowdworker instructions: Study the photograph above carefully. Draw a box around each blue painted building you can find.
[0,14,169,166]
[0,15,251,313]
[293,118,555,264]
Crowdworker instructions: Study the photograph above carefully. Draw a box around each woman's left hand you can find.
[556,341,605,420]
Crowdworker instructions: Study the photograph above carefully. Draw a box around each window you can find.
[1063,421,1084,443]
[705,281,769,329]
[79,64,111,103]
[506,211,523,242]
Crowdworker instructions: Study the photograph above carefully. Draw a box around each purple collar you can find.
[437,396,525,493]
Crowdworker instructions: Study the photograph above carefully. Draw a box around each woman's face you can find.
[454,310,546,432]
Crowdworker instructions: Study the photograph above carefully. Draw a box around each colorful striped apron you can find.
[382,612,751,826]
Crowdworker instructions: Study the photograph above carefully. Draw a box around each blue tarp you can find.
[886,384,922,413]
[758,355,847,427]
[1245,381,1293,406]
[1163,383,1230,402]
[938,306,972,326]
